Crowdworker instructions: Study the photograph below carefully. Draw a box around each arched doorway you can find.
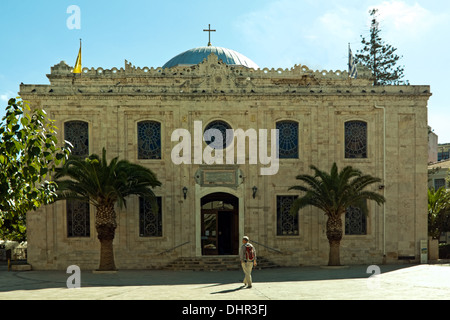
[201,193,239,256]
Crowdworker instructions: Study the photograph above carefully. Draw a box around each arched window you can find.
[345,205,367,235]
[64,121,90,238]
[64,121,89,158]
[204,120,233,150]
[276,195,299,236]
[67,200,90,238]
[345,121,367,159]
[139,197,162,237]
[276,121,299,159]
[138,121,161,160]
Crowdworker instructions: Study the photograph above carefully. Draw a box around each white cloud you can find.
[234,1,312,53]
[314,6,365,47]
[233,1,364,69]
[370,1,448,40]
[233,0,448,71]
[0,90,15,103]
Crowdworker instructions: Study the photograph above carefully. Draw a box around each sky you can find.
[0,0,449,142]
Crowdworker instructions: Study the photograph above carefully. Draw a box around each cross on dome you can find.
[203,24,216,47]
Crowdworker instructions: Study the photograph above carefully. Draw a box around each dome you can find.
[163,46,259,70]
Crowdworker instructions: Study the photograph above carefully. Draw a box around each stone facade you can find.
[20,52,431,270]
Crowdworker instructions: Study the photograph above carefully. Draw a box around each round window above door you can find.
[204,120,233,150]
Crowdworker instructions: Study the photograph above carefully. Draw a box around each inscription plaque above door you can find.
[195,165,243,189]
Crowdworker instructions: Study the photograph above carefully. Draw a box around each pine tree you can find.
[356,9,408,86]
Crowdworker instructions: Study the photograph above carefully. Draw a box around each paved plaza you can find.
[0,263,449,301]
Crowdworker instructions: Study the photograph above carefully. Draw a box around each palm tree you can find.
[289,163,385,266]
[55,148,161,271]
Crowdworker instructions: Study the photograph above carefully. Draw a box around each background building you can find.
[428,126,438,164]
[438,143,450,162]
[428,160,450,191]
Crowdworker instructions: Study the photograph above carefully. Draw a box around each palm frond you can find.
[55,148,162,210]
[289,162,385,217]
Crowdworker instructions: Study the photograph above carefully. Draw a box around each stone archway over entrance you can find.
[201,193,239,256]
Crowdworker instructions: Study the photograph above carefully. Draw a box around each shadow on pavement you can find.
[0,262,417,293]
[210,285,246,295]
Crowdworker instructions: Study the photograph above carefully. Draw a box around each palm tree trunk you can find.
[95,204,117,271]
[326,215,343,266]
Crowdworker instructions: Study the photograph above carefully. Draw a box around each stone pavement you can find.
[0,263,449,300]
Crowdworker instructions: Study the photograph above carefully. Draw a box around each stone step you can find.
[11,263,32,271]
[164,256,279,271]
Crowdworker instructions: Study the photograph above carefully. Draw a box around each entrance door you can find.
[201,193,239,256]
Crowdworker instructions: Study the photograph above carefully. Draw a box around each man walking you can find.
[240,236,256,288]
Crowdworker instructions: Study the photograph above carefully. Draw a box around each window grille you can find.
[65,121,89,158]
[276,121,299,159]
[139,197,162,237]
[345,121,367,159]
[67,200,90,238]
[138,121,162,159]
[276,195,299,236]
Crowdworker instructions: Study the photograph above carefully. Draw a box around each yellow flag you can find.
[73,41,82,74]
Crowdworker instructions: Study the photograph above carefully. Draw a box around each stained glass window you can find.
[345,206,367,235]
[276,121,299,159]
[139,197,162,237]
[204,120,233,150]
[276,195,299,236]
[138,121,161,160]
[345,121,367,159]
[67,200,90,238]
[65,121,89,158]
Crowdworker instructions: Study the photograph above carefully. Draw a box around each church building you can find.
[20,34,431,270]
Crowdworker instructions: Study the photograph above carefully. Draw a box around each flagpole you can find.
[79,38,82,77]
[348,43,357,79]
[348,43,350,71]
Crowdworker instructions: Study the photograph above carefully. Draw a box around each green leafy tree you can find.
[0,98,70,242]
[55,148,161,271]
[289,163,385,266]
[428,187,450,240]
[356,8,408,86]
